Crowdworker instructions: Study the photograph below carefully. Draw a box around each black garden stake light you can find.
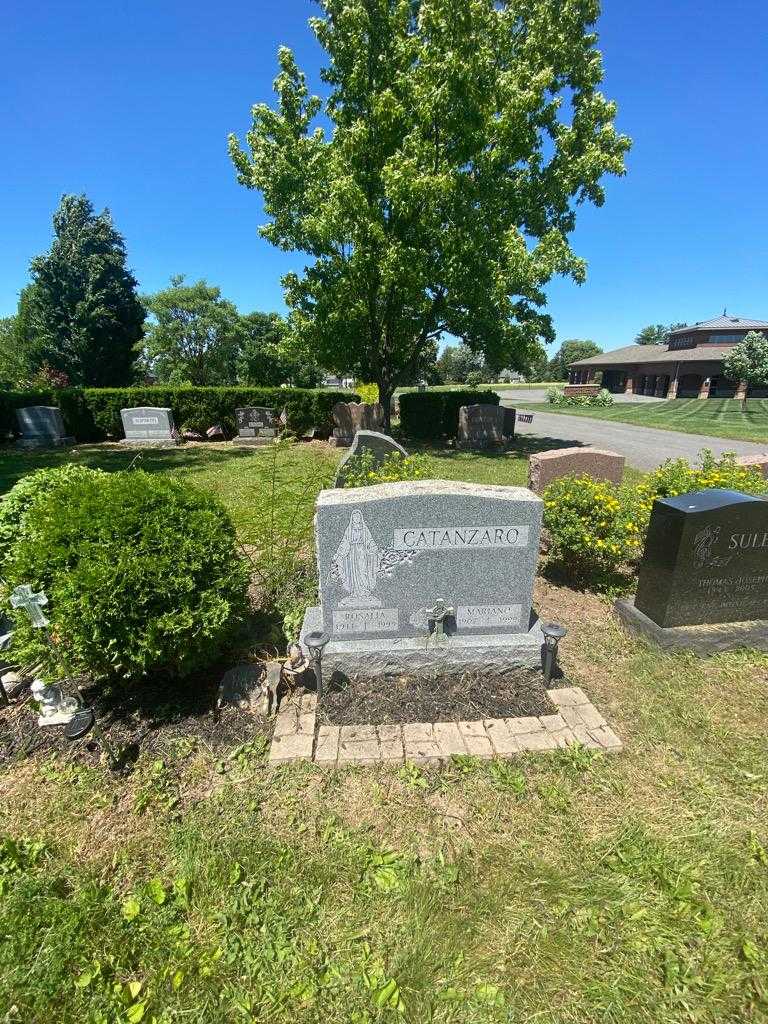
[304,630,331,700]
[541,622,567,686]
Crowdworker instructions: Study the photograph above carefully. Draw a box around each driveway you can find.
[507,409,768,472]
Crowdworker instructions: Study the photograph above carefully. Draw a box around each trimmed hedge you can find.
[0,386,359,442]
[399,388,501,440]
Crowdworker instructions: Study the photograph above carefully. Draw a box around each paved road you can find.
[507,409,767,472]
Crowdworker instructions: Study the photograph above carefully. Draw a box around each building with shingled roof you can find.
[567,315,768,400]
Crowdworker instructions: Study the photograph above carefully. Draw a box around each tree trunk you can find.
[379,379,393,433]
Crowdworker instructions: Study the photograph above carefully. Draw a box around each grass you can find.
[1,444,767,1023]
[520,398,768,444]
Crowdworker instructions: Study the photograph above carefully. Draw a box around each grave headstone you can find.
[633,489,768,626]
[120,407,181,446]
[301,480,545,676]
[528,446,625,494]
[736,453,768,480]
[456,404,508,450]
[330,402,385,447]
[235,406,278,446]
[14,407,74,449]
[333,430,409,487]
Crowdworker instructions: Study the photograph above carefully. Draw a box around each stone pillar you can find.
[667,373,679,400]
[624,375,634,395]
[698,377,711,400]
[734,380,748,402]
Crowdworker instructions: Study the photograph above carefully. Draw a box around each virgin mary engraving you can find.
[331,510,382,607]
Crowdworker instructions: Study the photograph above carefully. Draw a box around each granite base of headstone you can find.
[329,402,385,448]
[615,488,768,653]
[234,407,279,446]
[334,430,409,487]
[14,407,74,449]
[300,480,545,676]
[119,407,183,447]
[456,405,511,450]
[528,446,625,494]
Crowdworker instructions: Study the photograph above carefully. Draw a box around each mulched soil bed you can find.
[0,666,271,770]
[316,667,558,727]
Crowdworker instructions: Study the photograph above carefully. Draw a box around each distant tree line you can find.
[0,194,325,390]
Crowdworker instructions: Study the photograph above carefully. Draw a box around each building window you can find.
[669,336,695,349]
[708,333,744,344]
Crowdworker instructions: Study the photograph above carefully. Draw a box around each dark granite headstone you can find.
[502,407,516,439]
[236,406,278,441]
[15,407,74,449]
[634,489,768,627]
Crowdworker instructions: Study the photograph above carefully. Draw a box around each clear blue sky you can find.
[2,0,767,355]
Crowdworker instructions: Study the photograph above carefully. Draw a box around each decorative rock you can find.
[333,430,409,487]
[31,679,79,727]
[218,664,264,712]
[456,404,508,450]
[15,407,74,449]
[1,670,27,699]
[120,407,182,446]
[527,446,625,494]
[330,402,385,447]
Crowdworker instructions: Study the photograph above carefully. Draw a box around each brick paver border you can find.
[267,686,622,766]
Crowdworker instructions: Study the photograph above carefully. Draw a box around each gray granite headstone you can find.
[14,407,74,449]
[235,406,278,445]
[333,430,409,487]
[119,407,182,446]
[457,405,508,450]
[301,480,544,675]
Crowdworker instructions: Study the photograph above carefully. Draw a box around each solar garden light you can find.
[541,622,567,686]
[304,630,331,700]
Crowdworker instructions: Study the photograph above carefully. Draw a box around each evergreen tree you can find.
[26,194,145,385]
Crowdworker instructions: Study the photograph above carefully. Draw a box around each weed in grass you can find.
[486,758,526,794]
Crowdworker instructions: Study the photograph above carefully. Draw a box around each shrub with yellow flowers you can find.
[542,475,643,573]
[628,449,768,535]
[342,449,429,488]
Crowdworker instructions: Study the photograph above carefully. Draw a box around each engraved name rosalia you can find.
[393,526,529,550]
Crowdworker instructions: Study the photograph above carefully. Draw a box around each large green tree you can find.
[723,331,768,411]
[25,194,145,385]
[141,277,243,385]
[229,0,630,426]
[635,321,688,345]
[237,311,323,388]
[436,343,487,384]
[548,338,602,380]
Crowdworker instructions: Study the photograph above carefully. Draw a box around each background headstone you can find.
[330,402,385,447]
[14,407,74,449]
[736,454,768,480]
[633,488,768,627]
[334,430,409,487]
[301,480,545,674]
[502,407,516,439]
[235,406,278,445]
[120,407,182,446]
[456,404,507,449]
[528,446,625,494]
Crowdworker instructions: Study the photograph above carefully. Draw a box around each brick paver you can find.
[267,686,623,766]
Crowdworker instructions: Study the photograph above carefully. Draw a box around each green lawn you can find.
[519,398,768,444]
[1,444,767,1023]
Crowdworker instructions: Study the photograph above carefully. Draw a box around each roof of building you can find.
[668,316,768,335]
[570,344,737,368]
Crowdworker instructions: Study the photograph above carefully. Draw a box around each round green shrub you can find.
[0,464,107,565]
[5,469,250,681]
